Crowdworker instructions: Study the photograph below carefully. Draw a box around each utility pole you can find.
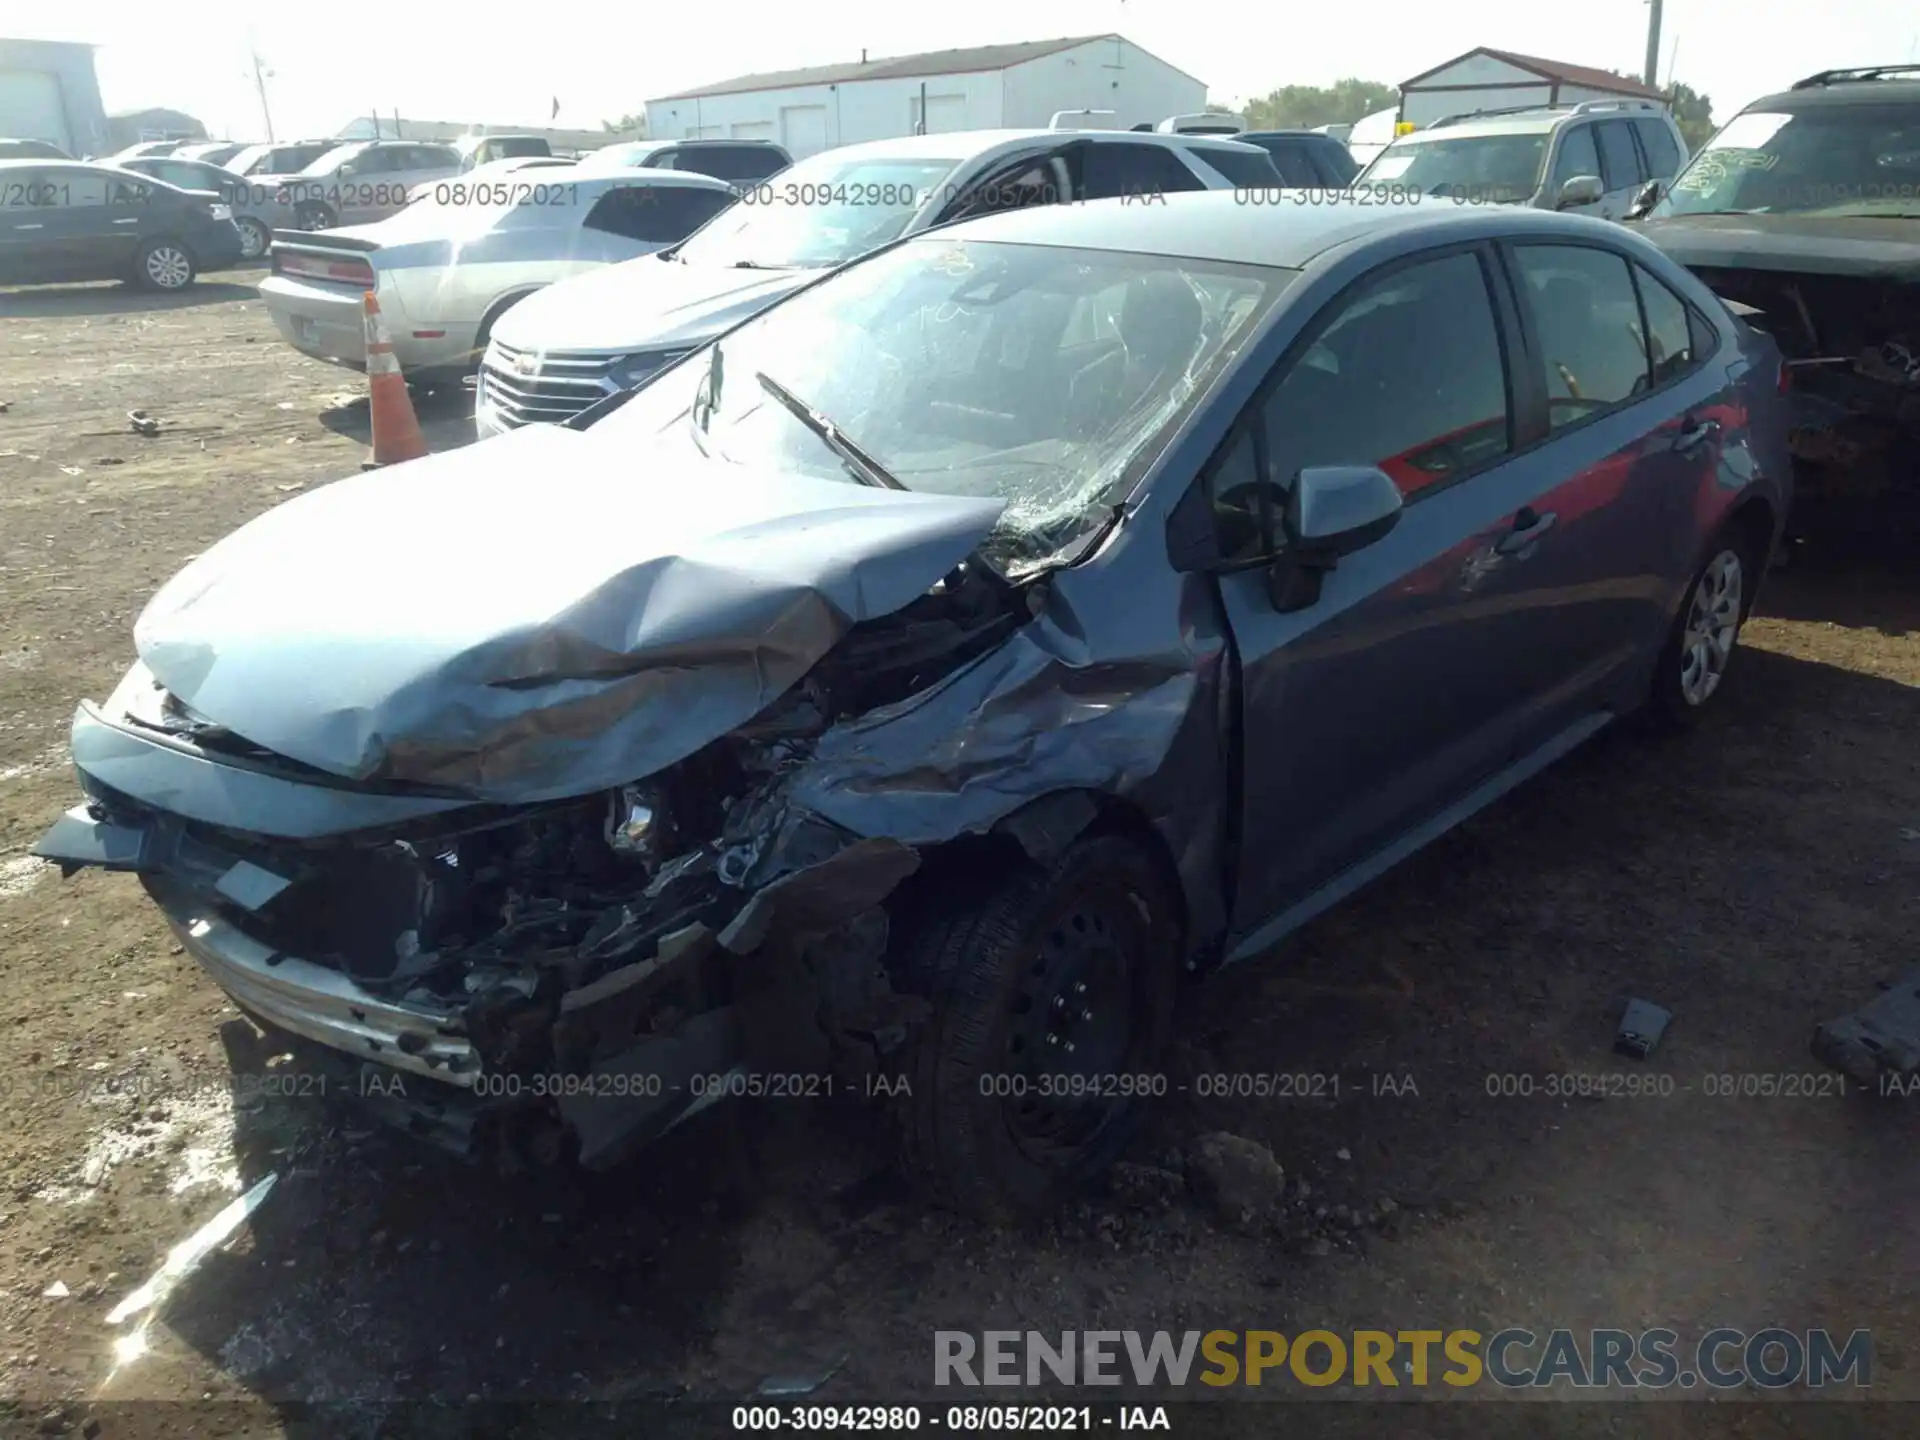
[1644,0,1664,89]
[250,49,275,140]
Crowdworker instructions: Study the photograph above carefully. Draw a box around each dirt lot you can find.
[0,273,1917,1439]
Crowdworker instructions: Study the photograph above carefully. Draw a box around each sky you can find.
[15,0,1920,141]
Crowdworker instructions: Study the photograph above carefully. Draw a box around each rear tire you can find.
[235,216,271,260]
[133,238,196,291]
[294,201,337,231]
[889,833,1181,1222]
[1648,518,1765,728]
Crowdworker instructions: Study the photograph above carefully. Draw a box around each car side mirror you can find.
[1267,465,1403,612]
[1555,174,1605,210]
[1626,178,1663,220]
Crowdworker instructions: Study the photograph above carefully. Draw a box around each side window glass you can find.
[949,156,1061,219]
[1551,124,1602,191]
[1515,244,1651,427]
[1080,143,1205,201]
[1632,118,1682,178]
[105,177,146,205]
[1265,142,1320,187]
[1634,263,1705,385]
[585,185,736,243]
[1594,121,1644,190]
[1261,250,1511,502]
[1207,428,1270,563]
[1687,307,1719,362]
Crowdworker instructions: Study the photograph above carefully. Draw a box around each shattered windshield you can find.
[599,237,1290,576]
[1657,104,1920,217]
[671,154,965,269]
[1356,132,1549,202]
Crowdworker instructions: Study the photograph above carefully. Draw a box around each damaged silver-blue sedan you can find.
[37,193,1793,1218]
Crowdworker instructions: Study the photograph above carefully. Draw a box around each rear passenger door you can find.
[1591,121,1647,219]
[1217,245,1565,928]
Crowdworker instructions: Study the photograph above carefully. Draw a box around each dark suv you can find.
[0,160,244,290]
[1633,64,1920,539]
[1238,130,1360,186]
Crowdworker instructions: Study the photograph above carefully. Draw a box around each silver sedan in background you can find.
[257,168,739,386]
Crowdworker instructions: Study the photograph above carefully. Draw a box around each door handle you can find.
[13,222,44,230]
[1673,416,1722,452]
[1495,507,1557,555]
[113,217,140,225]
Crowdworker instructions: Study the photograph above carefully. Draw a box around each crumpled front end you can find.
[35,556,1060,1172]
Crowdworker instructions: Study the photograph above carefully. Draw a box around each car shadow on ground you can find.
[317,382,481,455]
[0,281,261,318]
[103,585,1920,1421]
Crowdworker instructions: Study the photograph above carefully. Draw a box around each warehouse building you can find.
[646,35,1207,159]
[0,37,107,156]
[1396,48,1669,129]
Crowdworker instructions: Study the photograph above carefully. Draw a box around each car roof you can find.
[1241,129,1339,140]
[801,129,1268,166]
[925,187,1651,269]
[1747,76,1920,109]
[0,158,152,176]
[1397,111,1573,140]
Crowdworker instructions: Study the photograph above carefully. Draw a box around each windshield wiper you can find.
[753,371,904,489]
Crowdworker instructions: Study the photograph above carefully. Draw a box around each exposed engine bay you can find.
[1693,266,1920,507]
[72,561,1029,1172]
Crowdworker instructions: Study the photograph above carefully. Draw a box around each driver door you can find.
[1212,246,1560,940]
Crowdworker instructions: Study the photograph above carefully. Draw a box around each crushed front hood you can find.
[1636,214,1920,281]
[132,424,1004,803]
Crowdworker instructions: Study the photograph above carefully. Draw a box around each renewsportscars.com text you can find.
[935,1328,1871,1390]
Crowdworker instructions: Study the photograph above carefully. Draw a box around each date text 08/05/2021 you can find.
[731,1405,1171,1432]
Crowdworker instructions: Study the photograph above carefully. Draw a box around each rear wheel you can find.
[133,239,196,291]
[1649,519,1764,727]
[294,200,337,231]
[235,216,271,260]
[890,834,1181,1222]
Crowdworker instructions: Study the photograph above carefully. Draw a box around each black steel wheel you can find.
[890,832,1181,1221]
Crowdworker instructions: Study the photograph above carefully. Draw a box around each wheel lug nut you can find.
[1073,982,1087,995]
[1081,1008,1092,1021]
[1052,996,1065,1010]
[1047,1034,1060,1046]
[1064,1041,1076,1053]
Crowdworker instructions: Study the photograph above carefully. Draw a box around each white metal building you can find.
[0,38,107,154]
[646,35,1207,159]
[1397,48,1669,129]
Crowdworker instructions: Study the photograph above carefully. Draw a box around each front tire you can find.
[890,833,1182,1222]
[294,201,337,231]
[133,239,196,291]
[1649,522,1763,727]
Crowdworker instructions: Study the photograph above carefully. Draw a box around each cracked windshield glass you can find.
[599,236,1288,574]
[1658,103,1920,216]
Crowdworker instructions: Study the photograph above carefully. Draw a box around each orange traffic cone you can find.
[361,290,428,470]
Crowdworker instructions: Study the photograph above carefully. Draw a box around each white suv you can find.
[475,128,1282,438]
[1355,100,1689,221]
